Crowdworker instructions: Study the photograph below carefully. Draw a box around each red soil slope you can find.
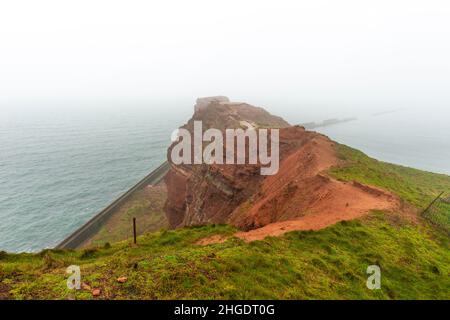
[230,128,398,234]
[165,98,399,240]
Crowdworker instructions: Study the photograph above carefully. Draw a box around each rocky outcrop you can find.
[194,96,229,113]
[164,97,399,231]
[164,97,290,227]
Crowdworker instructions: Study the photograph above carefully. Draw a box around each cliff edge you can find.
[164,97,399,237]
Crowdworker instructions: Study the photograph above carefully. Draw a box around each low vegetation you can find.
[0,213,448,300]
[83,185,168,248]
[329,144,450,208]
[1,144,449,300]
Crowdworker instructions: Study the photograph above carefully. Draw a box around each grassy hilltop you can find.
[1,145,449,300]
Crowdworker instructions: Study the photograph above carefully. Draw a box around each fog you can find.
[1,0,450,118]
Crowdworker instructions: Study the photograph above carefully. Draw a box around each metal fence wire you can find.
[422,192,450,234]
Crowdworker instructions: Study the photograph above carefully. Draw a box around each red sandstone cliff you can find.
[164,97,398,234]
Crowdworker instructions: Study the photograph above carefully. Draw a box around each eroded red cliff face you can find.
[164,97,288,228]
[164,97,398,232]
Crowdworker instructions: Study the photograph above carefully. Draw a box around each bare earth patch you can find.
[0,283,11,300]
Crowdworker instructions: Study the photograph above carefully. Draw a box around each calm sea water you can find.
[0,105,189,252]
[1,104,449,252]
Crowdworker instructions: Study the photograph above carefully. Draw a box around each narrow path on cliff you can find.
[197,203,397,245]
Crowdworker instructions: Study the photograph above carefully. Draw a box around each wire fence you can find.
[422,192,450,235]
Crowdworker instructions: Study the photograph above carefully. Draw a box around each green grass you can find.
[1,143,450,300]
[85,186,168,247]
[329,144,450,208]
[1,213,449,300]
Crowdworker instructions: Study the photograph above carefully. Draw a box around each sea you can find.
[1,103,449,252]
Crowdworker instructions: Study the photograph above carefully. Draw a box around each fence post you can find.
[133,217,137,245]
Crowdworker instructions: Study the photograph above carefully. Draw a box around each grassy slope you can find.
[83,185,168,248]
[1,144,449,300]
[329,144,450,208]
[0,216,448,300]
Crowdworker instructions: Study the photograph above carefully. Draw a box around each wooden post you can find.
[133,217,137,244]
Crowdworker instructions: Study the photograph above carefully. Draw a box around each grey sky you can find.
[1,0,449,112]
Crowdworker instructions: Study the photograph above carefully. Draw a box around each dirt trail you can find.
[199,184,397,244]
[235,183,396,241]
